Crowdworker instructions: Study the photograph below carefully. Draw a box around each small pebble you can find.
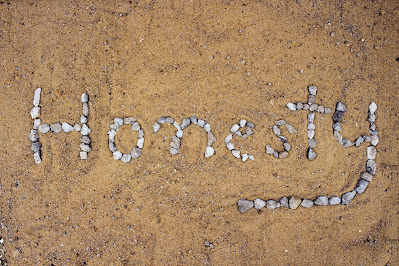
[176,129,184,138]
[39,124,50,133]
[137,138,144,149]
[121,153,132,163]
[272,125,281,136]
[254,198,266,209]
[109,141,117,152]
[324,107,332,114]
[317,105,325,113]
[237,199,254,213]
[173,121,181,130]
[363,135,371,142]
[205,146,214,158]
[165,117,174,124]
[81,124,91,135]
[303,104,310,110]
[278,135,287,142]
[314,196,329,206]
[287,103,296,111]
[367,114,376,123]
[62,122,74,132]
[275,119,286,126]
[203,123,211,133]
[370,135,379,146]
[341,191,356,205]
[29,129,39,142]
[308,95,315,104]
[360,171,373,182]
[308,123,315,130]
[280,197,289,207]
[239,119,247,127]
[307,129,315,139]
[308,113,315,123]
[79,143,91,152]
[81,136,91,145]
[334,131,343,144]
[138,130,144,138]
[308,85,317,95]
[278,151,289,159]
[198,119,205,127]
[354,136,364,147]
[158,117,166,124]
[80,115,88,124]
[82,103,89,116]
[181,118,191,129]
[132,122,141,131]
[248,154,255,161]
[369,102,377,114]
[232,150,240,158]
[266,200,280,209]
[343,139,352,147]
[336,102,346,112]
[74,124,81,132]
[33,88,41,106]
[285,124,297,134]
[300,199,314,208]
[329,196,341,205]
[81,92,89,103]
[226,142,235,151]
[246,121,255,128]
[113,151,122,160]
[170,148,179,155]
[31,141,42,152]
[230,124,240,133]
[225,134,233,143]
[308,139,317,148]
[190,116,198,124]
[309,104,318,112]
[153,123,160,133]
[131,147,142,159]
[366,160,376,175]
[30,107,41,119]
[33,151,41,164]
[332,123,341,132]
[367,146,377,159]
[296,102,303,110]
[332,111,343,122]
[50,123,62,133]
[124,117,136,125]
[355,179,369,194]
[283,142,291,152]
[207,132,216,146]
[170,136,180,149]
[265,144,274,155]
[33,119,41,129]
[108,129,117,141]
[80,151,88,160]
[241,153,248,161]
[289,197,302,210]
[307,148,317,160]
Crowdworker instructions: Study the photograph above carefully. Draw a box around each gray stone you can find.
[280,197,289,207]
[272,125,281,136]
[334,131,343,144]
[33,88,41,106]
[170,136,181,149]
[287,103,296,111]
[138,130,144,139]
[303,104,310,110]
[307,129,315,139]
[336,102,346,112]
[33,151,41,164]
[131,147,142,159]
[124,117,136,124]
[81,136,91,145]
[283,142,291,152]
[278,151,289,159]
[265,144,274,155]
[50,123,62,133]
[289,197,302,209]
[308,85,317,95]
[355,179,369,194]
[165,117,174,124]
[232,150,240,158]
[176,129,184,138]
[132,122,141,131]
[207,132,216,147]
[109,140,117,152]
[317,105,325,113]
[80,115,88,124]
[230,124,240,133]
[308,113,315,123]
[62,122,74,132]
[308,123,315,130]
[173,121,181,130]
[33,119,41,129]
[341,191,356,205]
[332,111,343,122]
[29,129,39,142]
[300,199,314,208]
[81,124,91,135]
[245,127,253,135]
[248,154,255,161]
[114,117,123,127]
[296,102,303,110]
[170,148,179,155]
[254,198,266,209]
[226,142,235,151]
[285,124,297,134]
[343,139,352,147]
[190,116,198,124]
[367,114,376,123]
[74,124,81,132]
[309,104,318,112]
[225,134,233,143]
[205,146,214,158]
[367,146,377,160]
[360,171,373,182]
[82,102,89,116]
[198,119,205,127]
[30,106,41,119]
[324,107,332,114]
[181,118,191,129]
[308,139,317,148]
[329,196,341,205]
[81,92,89,103]
[158,117,166,124]
[153,122,160,133]
[39,123,50,133]
[332,123,341,132]
[278,135,287,143]
[366,160,377,175]
[266,200,280,209]
[121,153,132,163]
[31,141,42,152]
[363,135,371,142]
[113,151,122,160]
[275,119,286,126]
[371,135,379,146]
[137,138,144,149]
[237,199,254,213]
[80,151,88,160]
[246,121,255,128]
[204,123,211,133]
[307,148,317,160]
[308,95,315,104]
[369,102,377,114]
[108,129,117,141]
[314,196,329,206]
[273,151,279,158]
[354,136,364,147]
[79,143,91,152]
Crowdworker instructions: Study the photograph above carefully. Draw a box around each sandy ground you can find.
[0,0,398,265]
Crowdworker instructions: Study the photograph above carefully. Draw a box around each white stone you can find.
[371,135,379,146]
[81,93,89,103]
[33,151,41,164]
[108,129,117,141]
[137,138,144,149]
[121,154,132,163]
[113,151,122,160]
[30,107,41,119]
[369,102,377,114]
[33,119,41,129]
[153,123,160,133]
[205,146,214,158]
[329,196,341,205]
[124,117,136,124]
[253,198,266,209]
[170,148,179,155]
[226,142,235,150]
[230,124,240,133]
[62,122,74,132]
[176,129,183,138]
[82,103,89,116]
[198,119,205,127]
[50,123,62,133]
[131,147,142,159]
[33,88,41,106]
[367,146,377,159]
[80,151,88,160]
[114,117,124,127]
[307,129,315,139]
[74,124,81,132]
[232,150,240,158]
[29,129,39,142]
[241,153,248,161]
[204,123,211,133]
[225,134,233,143]
[39,124,50,133]
[80,115,88,124]
[79,143,91,152]
[287,103,296,111]
[81,124,91,135]
[239,119,247,127]
[132,122,140,131]
[308,85,317,95]
[248,154,255,161]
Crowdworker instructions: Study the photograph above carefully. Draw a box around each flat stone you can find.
[207,132,216,146]
[336,102,346,112]
[31,141,42,152]
[280,197,289,207]
[205,146,214,158]
[81,92,89,103]
[309,104,318,112]
[113,117,123,127]
[332,123,341,132]
[138,130,144,139]
[80,115,88,124]
[230,124,240,133]
[289,197,302,209]
[329,196,341,205]
[81,124,91,135]
[266,200,281,209]
[254,198,266,209]
[131,147,142,159]
[239,119,247,127]
[33,88,41,106]
[367,114,376,123]
[366,159,377,175]
[30,107,41,119]
[334,131,343,145]
[283,142,291,152]
[272,125,281,136]
[204,123,211,133]
[273,151,279,158]
[314,196,329,206]
[82,103,89,116]
[341,191,356,205]
[173,121,181,130]
[308,138,317,148]
[33,119,41,129]
[226,142,235,151]
[308,113,315,123]
[275,119,286,126]
[285,124,297,134]
[317,105,325,113]
[121,153,132,163]
[81,136,91,145]
[124,117,136,125]
[265,144,274,155]
[225,134,233,143]
[50,123,62,133]
[170,148,179,155]
[360,171,373,182]
[324,107,332,114]
[108,129,117,141]
[278,135,287,142]
[308,94,315,104]
[113,151,122,160]
[308,85,317,95]
[279,151,289,159]
[367,146,377,159]
[343,139,352,147]
[33,151,41,164]
[132,122,141,131]
[79,143,91,152]
[29,129,39,142]
[303,104,309,110]
[248,154,255,161]
[307,129,315,139]
[190,116,198,124]
[300,199,314,208]
[355,179,369,194]
[137,138,144,149]
[371,135,379,146]
[332,111,343,122]
[287,103,296,111]
[80,151,88,160]
[307,148,317,160]
[181,118,191,129]
[74,124,81,132]
[158,117,166,123]
[246,121,255,128]
[296,102,303,110]
[153,123,160,133]
[198,119,205,127]
[354,136,364,147]
[108,140,117,152]
[165,117,174,124]
[308,123,315,130]
[62,122,74,132]
[363,135,371,142]
[176,129,184,138]
[237,199,254,213]
[39,123,50,133]
[170,136,180,149]
[232,150,240,158]
[369,102,377,114]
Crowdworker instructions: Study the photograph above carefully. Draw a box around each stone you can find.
[334,131,343,144]
[123,117,136,125]
[308,123,315,130]
[254,198,266,209]
[275,119,286,126]
[33,119,41,129]
[360,171,373,182]
[265,144,274,155]
[170,136,180,149]
[308,95,315,104]
[31,141,42,152]
[308,139,317,148]
[367,114,376,123]
[158,117,166,124]
[307,148,317,160]
[33,88,41,106]
[248,154,255,161]
[50,123,62,133]
[198,119,205,127]
[324,107,332,114]
[285,124,297,134]
[137,138,144,149]
[62,122,74,132]
[296,102,303,110]
[82,103,89,116]
[370,135,379,146]
[181,118,191,129]
[138,130,144,139]
[232,150,240,158]
[317,105,325,113]
[336,102,346,112]
[307,130,315,139]
[308,85,317,95]
[81,136,91,145]
[165,117,174,124]
[108,129,117,141]
[367,146,377,159]
[355,179,369,194]
[204,123,211,133]
[207,132,216,147]
[300,199,314,208]
[113,151,122,160]
[332,111,343,122]
[30,107,41,119]
[121,153,132,163]
[81,124,91,135]
[283,142,291,152]
[369,102,377,114]
[303,104,309,110]
[329,196,341,205]
[170,148,179,155]
[273,151,279,158]
[108,140,117,152]
[354,136,364,147]
[287,103,296,111]
[266,200,280,209]
[341,191,356,205]
[309,104,318,112]
[230,124,240,133]
[80,151,88,160]
[131,147,142,159]
[280,197,289,207]
[225,134,233,143]
[366,160,377,175]
[239,119,247,127]
[314,196,329,206]
[132,122,141,131]
[246,121,255,128]
[190,116,198,124]
[226,142,235,151]
[74,124,81,132]
[39,124,50,133]
[112,117,123,127]
[153,123,160,133]
[289,197,302,209]
[29,129,39,142]
[308,113,315,123]
[173,121,181,130]
[279,151,289,159]
[272,125,281,136]
[79,143,91,152]
[237,199,254,213]
[363,135,371,142]
[176,129,184,138]
[80,115,88,124]
[278,135,287,142]
[332,123,341,132]
[343,139,352,147]
[245,127,253,136]
[81,92,89,103]
[33,151,41,164]
[205,146,214,158]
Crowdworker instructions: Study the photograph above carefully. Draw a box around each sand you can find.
[0,0,398,264]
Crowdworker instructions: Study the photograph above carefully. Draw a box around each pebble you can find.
[334,131,343,144]
[280,197,289,207]
[332,111,343,122]
[33,88,41,106]
[81,136,91,145]
[131,147,142,159]
[329,196,341,205]
[82,103,89,116]
[246,121,255,128]
[108,129,117,141]
[79,143,91,152]
[308,139,317,148]
[74,124,81,131]
[225,134,233,143]
[307,130,315,139]
[181,118,191,129]
[198,119,205,127]
[317,105,324,113]
[31,141,42,152]
[332,123,341,132]
[272,125,281,136]
[336,102,346,112]
[370,135,379,146]
[308,123,315,130]
[285,124,297,134]
[308,95,315,104]
[205,146,214,158]
[309,104,318,112]
[369,102,377,114]
[367,146,377,159]
[278,135,287,142]
[354,136,364,147]
[343,139,352,147]
[109,141,117,152]
[204,123,211,133]
[170,136,180,149]
[33,119,41,129]
[324,107,332,114]
[238,199,254,213]
[81,124,91,135]
[265,144,274,155]
[296,102,303,110]
[308,85,317,95]
[80,151,88,160]
[137,138,144,149]
[176,129,184,138]
[81,92,89,103]
[363,135,371,142]
[360,171,373,182]
[165,117,174,124]
[132,122,140,131]
[303,104,309,110]
[207,132,216,147]
[30,107,41,119]
[232,150,240,158]
[113,151,122,160]
[29,129,39,142]
[266,200,281,209]
[114,117,124,127]
[33,151,41,164]
[273,151,279,158]
[121,153,132,163]
[138,130,144,138]
[190,116,198,124]
[226,142,235,150]
[39,123,50,133]
[287,103,296,111]
[80,115,88,124]
[153,123,160,133]
[248,154,255,161]
[173,121,181,130]
[355,179,369,194]
[275,119,286,126]
[239,119,247,127]
[279,151,289,159]
[124,117,136,124]
[170,148,179,155]
[367,114,376,123]
[314,196,329,206]
[307,148,317,160]
[254,198,266,209]
[301,199,314,208]
[308,113,315,123]
[62,122,74,132]
[50,123,62,133]
[283,142,291,152]
[366,160,376,175]
[341,191,356,205]
[230,124,240,133]
[158,117,166,124]
[289,197,302,209]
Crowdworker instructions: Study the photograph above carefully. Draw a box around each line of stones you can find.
[225,119,255,161]
[29,89,92,163]
[265,120,297,159]
[237,102,378,213]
